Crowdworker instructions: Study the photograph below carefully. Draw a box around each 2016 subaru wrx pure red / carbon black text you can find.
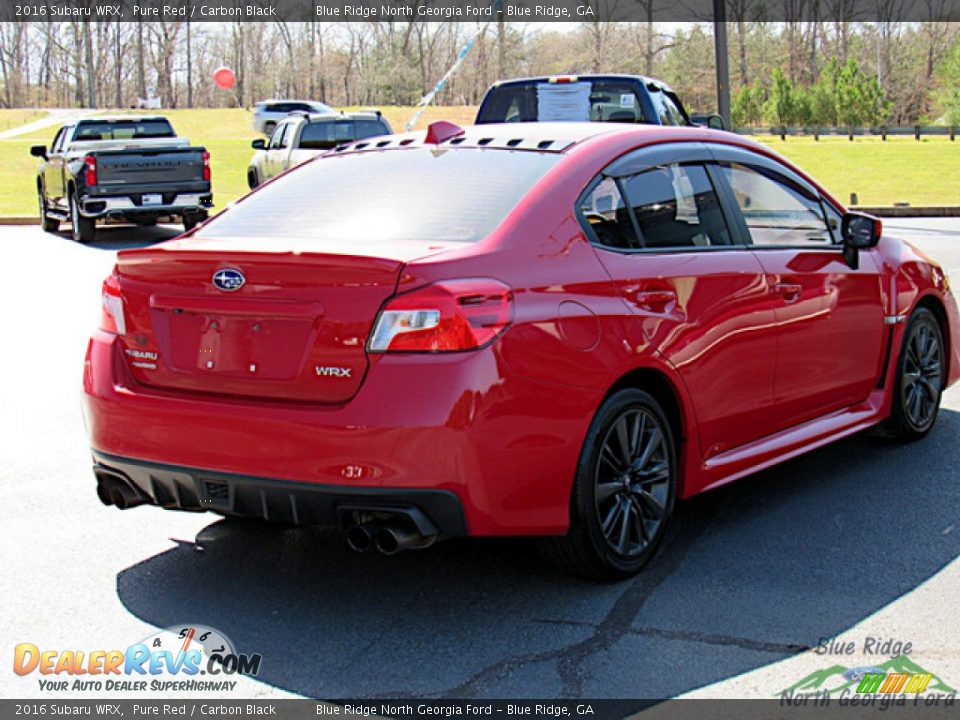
[82,121,960,578]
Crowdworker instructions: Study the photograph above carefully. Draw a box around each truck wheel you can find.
[247,169,259,189]
[183,212,206,232]
[70,192,96,243]
[38,191,59,233]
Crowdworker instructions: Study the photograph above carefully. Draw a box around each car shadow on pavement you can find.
[116,408,960,700]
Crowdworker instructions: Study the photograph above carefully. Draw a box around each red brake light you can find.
[368,279,513,353]
[100,271,125,335]
[202,151,211,182]
[84,154,96,186]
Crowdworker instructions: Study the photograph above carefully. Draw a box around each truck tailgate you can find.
[94,148,206,186]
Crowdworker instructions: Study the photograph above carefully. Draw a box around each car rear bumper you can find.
[82,330,596,536]
[92,450,467,536]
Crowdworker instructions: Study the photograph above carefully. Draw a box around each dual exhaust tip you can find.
[95,471,148,510]
[346,520,436,556]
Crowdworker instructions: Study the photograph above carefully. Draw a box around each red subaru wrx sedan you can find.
[83,122,960,578]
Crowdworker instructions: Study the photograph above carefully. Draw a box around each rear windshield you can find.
[197,148,560,244]
[299,119,390,149]
[72,119,175,140]
[477,80,689,126]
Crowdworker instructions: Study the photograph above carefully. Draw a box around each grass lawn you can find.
[1,108,957,216]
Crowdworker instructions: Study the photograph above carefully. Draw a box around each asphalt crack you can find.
[433,491,738,699]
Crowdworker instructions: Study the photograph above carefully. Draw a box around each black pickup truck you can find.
[476,74,723,129]
[31,116,212,243]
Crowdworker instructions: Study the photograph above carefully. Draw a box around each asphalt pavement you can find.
[1,219,958,701]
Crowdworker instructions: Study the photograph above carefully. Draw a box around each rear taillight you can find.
[202,151,211,182]
[84,154,96,186]
[100,271,125,335]
[368,279,513,353]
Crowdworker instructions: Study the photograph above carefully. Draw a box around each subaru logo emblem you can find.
[212,268,245,292]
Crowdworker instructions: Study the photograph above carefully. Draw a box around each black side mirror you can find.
[251,139,266,150]
[840,211,882,270]
[706,114,725,131]
[842,212,882,249]
[30,145,47,159]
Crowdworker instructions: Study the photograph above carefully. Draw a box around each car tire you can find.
[182,212,206,233]
[69,191,95,243]
[247,169,259,190]
[38,190,59,233]
[885,307,945,442]
[539,388,677,580]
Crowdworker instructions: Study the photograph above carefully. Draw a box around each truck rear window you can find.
[197,148,560,244]
[477,80,654,124]
[73,119,175,141]
[299,119,390,150]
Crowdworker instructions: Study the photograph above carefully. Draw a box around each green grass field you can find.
[0,108,957,217]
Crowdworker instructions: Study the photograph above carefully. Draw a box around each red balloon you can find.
[213,66,236,90]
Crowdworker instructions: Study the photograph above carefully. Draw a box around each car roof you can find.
[487,74,676,93]
[330,121,748,155]
[257,99,329,106]
[77,116,170,124]
[285,110,385,123]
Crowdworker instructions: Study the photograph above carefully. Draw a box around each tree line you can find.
[0,20,958,126]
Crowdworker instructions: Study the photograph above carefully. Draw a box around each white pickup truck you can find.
[247,110,392,189]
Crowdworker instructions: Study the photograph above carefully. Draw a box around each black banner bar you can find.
[1,699,959,720]
[2,0,960,23]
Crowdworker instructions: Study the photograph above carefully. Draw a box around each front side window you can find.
[621,164,732,248]
[720,162,833,247]
[268,123,290,149]
[50,127,66,154]
[648,90,685,125]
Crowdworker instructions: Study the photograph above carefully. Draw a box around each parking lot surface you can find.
[1,219,958,701]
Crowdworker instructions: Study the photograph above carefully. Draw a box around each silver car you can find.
[252,99,333,136]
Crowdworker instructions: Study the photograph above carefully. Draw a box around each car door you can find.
[579,143,778,459]
[709,145,886,432]
[264,122,289,179]
[45,126,68,206]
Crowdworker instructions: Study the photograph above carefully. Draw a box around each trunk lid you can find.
[115,240,426,403]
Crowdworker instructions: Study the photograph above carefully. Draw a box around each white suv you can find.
[252,100,333,136]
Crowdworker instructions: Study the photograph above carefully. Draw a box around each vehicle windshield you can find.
[298,119,390,150]
[198,148,561,244]
[72,119,175,141]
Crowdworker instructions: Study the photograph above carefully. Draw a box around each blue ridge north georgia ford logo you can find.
[212,268,245,292]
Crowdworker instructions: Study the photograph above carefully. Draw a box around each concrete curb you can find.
[852,206,960,218]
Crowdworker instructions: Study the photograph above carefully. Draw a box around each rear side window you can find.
[648,89,686,125]
[298,119,390,150]
[578,178,638,249]
[580,164,732,250]
[198,149,561,244]
[621,164,731,248]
